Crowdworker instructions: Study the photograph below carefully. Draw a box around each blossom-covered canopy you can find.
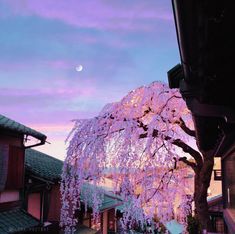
[61,82,194,233]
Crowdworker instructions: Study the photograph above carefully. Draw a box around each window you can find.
[0,143,9,191]
[223,148,235,210]
[28,193,41,219]
[108,209,115,232]
[215,217,224,233]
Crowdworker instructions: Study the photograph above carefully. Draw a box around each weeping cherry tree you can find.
[60,81,213,233]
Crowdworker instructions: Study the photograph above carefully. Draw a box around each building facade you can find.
[0,114,46,233]
[24,149,123,233]
[169,1,235,232]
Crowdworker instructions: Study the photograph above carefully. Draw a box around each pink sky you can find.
[0,0,179,159]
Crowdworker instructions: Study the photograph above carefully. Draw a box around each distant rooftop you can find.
[25,149,62,182]
[0,114,46,142]
[0,208,39,233]
[25,149,123,211]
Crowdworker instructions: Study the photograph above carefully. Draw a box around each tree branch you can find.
[158,94,181,113]
[139,126,203,168]
[171,139,203,168]
[179,157,197,172]
[145,167,175,203]
[175,117,196,137]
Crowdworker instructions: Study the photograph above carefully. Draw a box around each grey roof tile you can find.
[25,149,123,211]
[25,149,63,182]
[0,209,39,234]
[0,114,46,142]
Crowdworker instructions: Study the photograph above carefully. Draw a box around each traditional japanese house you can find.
[24,149,123,234]
[207,194,225,233]
[169,0,235,232]
[24,149,62,231]
[0,114,46,233]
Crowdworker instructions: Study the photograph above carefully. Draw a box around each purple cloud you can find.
[3,0,173,31]
[0,0,179,159]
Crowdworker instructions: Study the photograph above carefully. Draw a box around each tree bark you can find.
[138,120,216,231]
[193,150,214,232]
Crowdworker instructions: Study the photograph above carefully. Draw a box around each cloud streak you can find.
[2,0,174,31]
[0,0,180,159]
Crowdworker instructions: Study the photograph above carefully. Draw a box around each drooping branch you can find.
[171,139,203,168]
[138,124,203,168]
[179,157,197,172]
[61,82,195,231]
[158,94,181,113]
[145,167,175,204]
[175,117,196,137]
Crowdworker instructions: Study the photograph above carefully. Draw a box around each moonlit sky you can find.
[0,0,180,160]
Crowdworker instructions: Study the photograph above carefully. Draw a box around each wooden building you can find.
[24,149,123,234]
[169,1,235,233]
[0,114,122,233]
[208,194,225,233]
[0,114,46,233]
[24,149,62,230]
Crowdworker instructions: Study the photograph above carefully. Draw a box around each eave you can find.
[169,0,235,153]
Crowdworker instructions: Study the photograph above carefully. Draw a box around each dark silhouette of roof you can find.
[0,114,46,142]
[169,0,235,153]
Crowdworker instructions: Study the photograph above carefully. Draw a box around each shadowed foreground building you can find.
[0,114,122,233]
[0,114,46,233]
[169,0,235,233]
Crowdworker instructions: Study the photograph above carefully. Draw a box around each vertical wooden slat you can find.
[5,146,24,189]
[0,143,9,191]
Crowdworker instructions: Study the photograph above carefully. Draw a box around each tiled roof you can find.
[207,194,222,203]
[25,149,63,182]
[208,194,223,213]
[81,184,122,211]
[25,149,122,210]
[0,114,46,142]
[100,194,122,211]
[0,209,39,234]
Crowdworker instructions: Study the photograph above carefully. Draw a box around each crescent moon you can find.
[76,65,83,72]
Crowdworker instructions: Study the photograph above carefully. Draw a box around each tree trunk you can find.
[193,151,214,232]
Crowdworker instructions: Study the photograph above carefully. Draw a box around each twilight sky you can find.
[0,0,180,160]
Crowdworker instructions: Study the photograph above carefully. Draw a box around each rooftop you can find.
[0,209,39,234]
[0,114,46,142]
[25,149,123,211]
[25,149,63,182]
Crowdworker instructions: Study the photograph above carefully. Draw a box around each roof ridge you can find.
[26,148,63,163]
[0,114,46,142]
